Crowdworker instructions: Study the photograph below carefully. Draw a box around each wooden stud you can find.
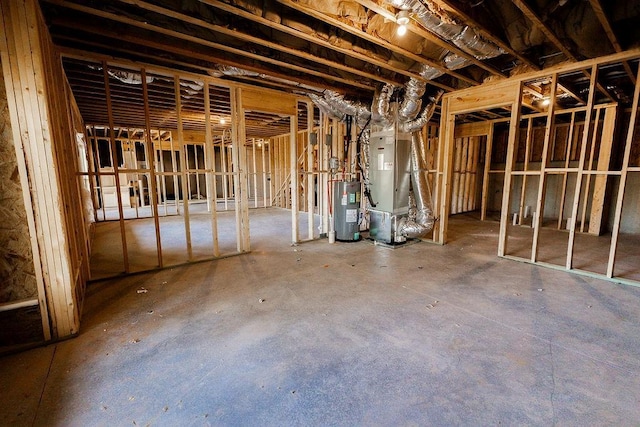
[291,112,299,244]
[174,76,193,260]
[321,113,330,236]
[103,62,130,273]
[307,101,315,240]
[498,83,524,257]
[267,136,274,207]
[0,3,53,340]
[607,64,640,277]
[252,138,258,208]
[235,88,251,251]
[141,69,163,268]
[567,65,599,270]
[588,106,616,234]
[518,118,534,225]
[579,108,602,233]
[261,140,268,208]
[480,123,494,221]
[221,130,229,211]
[203,81,220,257]
[556,112,576,230]
[531,74,558,262]
[438,97,454,244]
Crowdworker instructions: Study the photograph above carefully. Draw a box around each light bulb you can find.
[397,24,407,36]
[541,98,550,106]
[220,117,226,124]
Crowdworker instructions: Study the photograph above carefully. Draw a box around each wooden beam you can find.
[588,0,636,84]
[510,0,575,61]
[117,0,395,87]
[198,0,425,87]
[509,0,614,100]
[353,0,507,78]
[431,0,539,69]
[44,1,374,91]
[276,0,475,88]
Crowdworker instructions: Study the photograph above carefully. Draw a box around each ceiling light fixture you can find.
[220,117,226,124]
[541,98,551,106]
[396,10,410,36]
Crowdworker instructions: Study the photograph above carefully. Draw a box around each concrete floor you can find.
[2,211,640,425]
[90,203,321,279]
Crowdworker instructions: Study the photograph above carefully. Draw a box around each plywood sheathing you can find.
[0,61,38,304]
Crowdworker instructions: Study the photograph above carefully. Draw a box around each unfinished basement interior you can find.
[1,0,640,424]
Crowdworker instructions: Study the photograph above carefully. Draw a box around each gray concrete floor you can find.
[2,211,640,425]
[90,203,321,280]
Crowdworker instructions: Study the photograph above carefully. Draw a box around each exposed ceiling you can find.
[39,0,640,135]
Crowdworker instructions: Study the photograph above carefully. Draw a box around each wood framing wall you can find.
[439,50,640,286]
[0,60,43,347]
[0,0,92,347]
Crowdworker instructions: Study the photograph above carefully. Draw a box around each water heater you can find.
[333,180,361,241]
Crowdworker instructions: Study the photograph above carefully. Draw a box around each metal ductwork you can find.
[398,78,426,122]
[308,73,443,245]
[88,66,154,84]
[396,91,441,238]
[386,0,504,79]
[107,70,154,85]
[208,65,262,78]
[396,131,435,238]
[323,90,372,127]
[402,90,443,133]
[371,83,396,129]
[308,93,346,121]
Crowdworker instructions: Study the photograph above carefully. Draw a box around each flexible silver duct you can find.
[387,0,504,77]
[390,0,456,25]
[308,93,346,121]
[106,69,154,84]
[402,90,443,133]
[452,27,503,60]
[371,83,395,129]
[323,90,371,127]
[396,90,442,238]
[444,53,472,71]
[418,64,445,80]
[360,127,371,184]
[208,65,262,78]
[398,78,426,122]
[397,131,435,238]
